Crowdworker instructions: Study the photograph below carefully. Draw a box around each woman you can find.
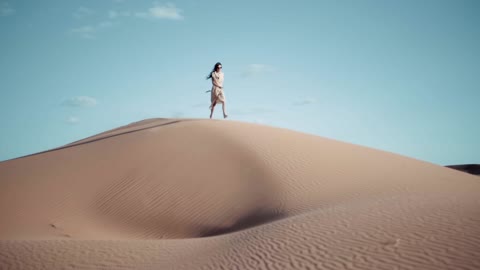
[206,62,227,119]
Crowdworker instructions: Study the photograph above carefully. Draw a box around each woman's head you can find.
[207,62,222,79]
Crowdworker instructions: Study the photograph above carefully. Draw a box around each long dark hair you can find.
[206,62,222,80]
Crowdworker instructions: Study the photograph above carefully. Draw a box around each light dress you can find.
[210,71,225,108]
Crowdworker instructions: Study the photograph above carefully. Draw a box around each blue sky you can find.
[1,0,479,165]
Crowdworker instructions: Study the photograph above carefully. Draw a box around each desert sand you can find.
[1,118,479,269]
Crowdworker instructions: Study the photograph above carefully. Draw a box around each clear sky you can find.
[1,0,479,165]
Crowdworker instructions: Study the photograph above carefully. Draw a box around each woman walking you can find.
[206,62,227,119]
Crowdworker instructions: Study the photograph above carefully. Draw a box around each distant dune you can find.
[446,164,480,176]
[1,118,479,270]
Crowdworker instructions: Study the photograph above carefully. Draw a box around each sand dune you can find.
[446,164,480,176]
[1,118,479,269]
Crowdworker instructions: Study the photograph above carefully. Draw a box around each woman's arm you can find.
[211,74,223,88]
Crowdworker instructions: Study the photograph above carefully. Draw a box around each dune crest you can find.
[1,118,479,269]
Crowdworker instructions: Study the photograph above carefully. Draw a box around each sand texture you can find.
[1,118,479,269]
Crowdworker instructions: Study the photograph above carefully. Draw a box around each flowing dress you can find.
[210,71,225,108]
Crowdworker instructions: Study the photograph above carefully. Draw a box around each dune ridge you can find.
[1,118,479,269]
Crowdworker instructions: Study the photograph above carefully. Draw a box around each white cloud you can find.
[293,98,317,106]
[69,21,115,39]
[108,10,131,19]
[63,96,98,107]
[70,26,95,39]
[98,21,114,28]
[69,2,183,39]
[192,103,207,108]
[66,117,80,125]
[242,64,275,78]
[171,111,185,118]
[108,10,118,19]
[135,3,184,20]
[73,7,94,19]
[231,107,274,115]
[0,2,14,17]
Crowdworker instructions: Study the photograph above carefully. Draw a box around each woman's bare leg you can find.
[209,101,217,119]
[222,103,228,118]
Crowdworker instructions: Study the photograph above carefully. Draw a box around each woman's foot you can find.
[223,114,228,119]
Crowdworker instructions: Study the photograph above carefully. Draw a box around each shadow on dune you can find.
[199,209,286,237]
[86,120,288,240]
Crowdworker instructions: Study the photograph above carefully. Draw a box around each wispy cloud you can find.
[253,119,265,124]
[170,111,185,118]
[192,102,208,108]
[73,7,94,19]
[70,26,95,39]
[135,3,184,20]
[63,96,98,107]
[69,21,115,39]
[108,10,117,18]
[293,98,317,106]
[66,116,80,125]
[242,64,275,78]
[0,1,14,17]
[108,10,132,19]
[69,2,183,39]
[231,107,274,115]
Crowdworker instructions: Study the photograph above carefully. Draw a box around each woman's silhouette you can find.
[206,62,227,119]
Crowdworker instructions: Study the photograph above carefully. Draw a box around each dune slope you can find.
[1,118,479,269]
